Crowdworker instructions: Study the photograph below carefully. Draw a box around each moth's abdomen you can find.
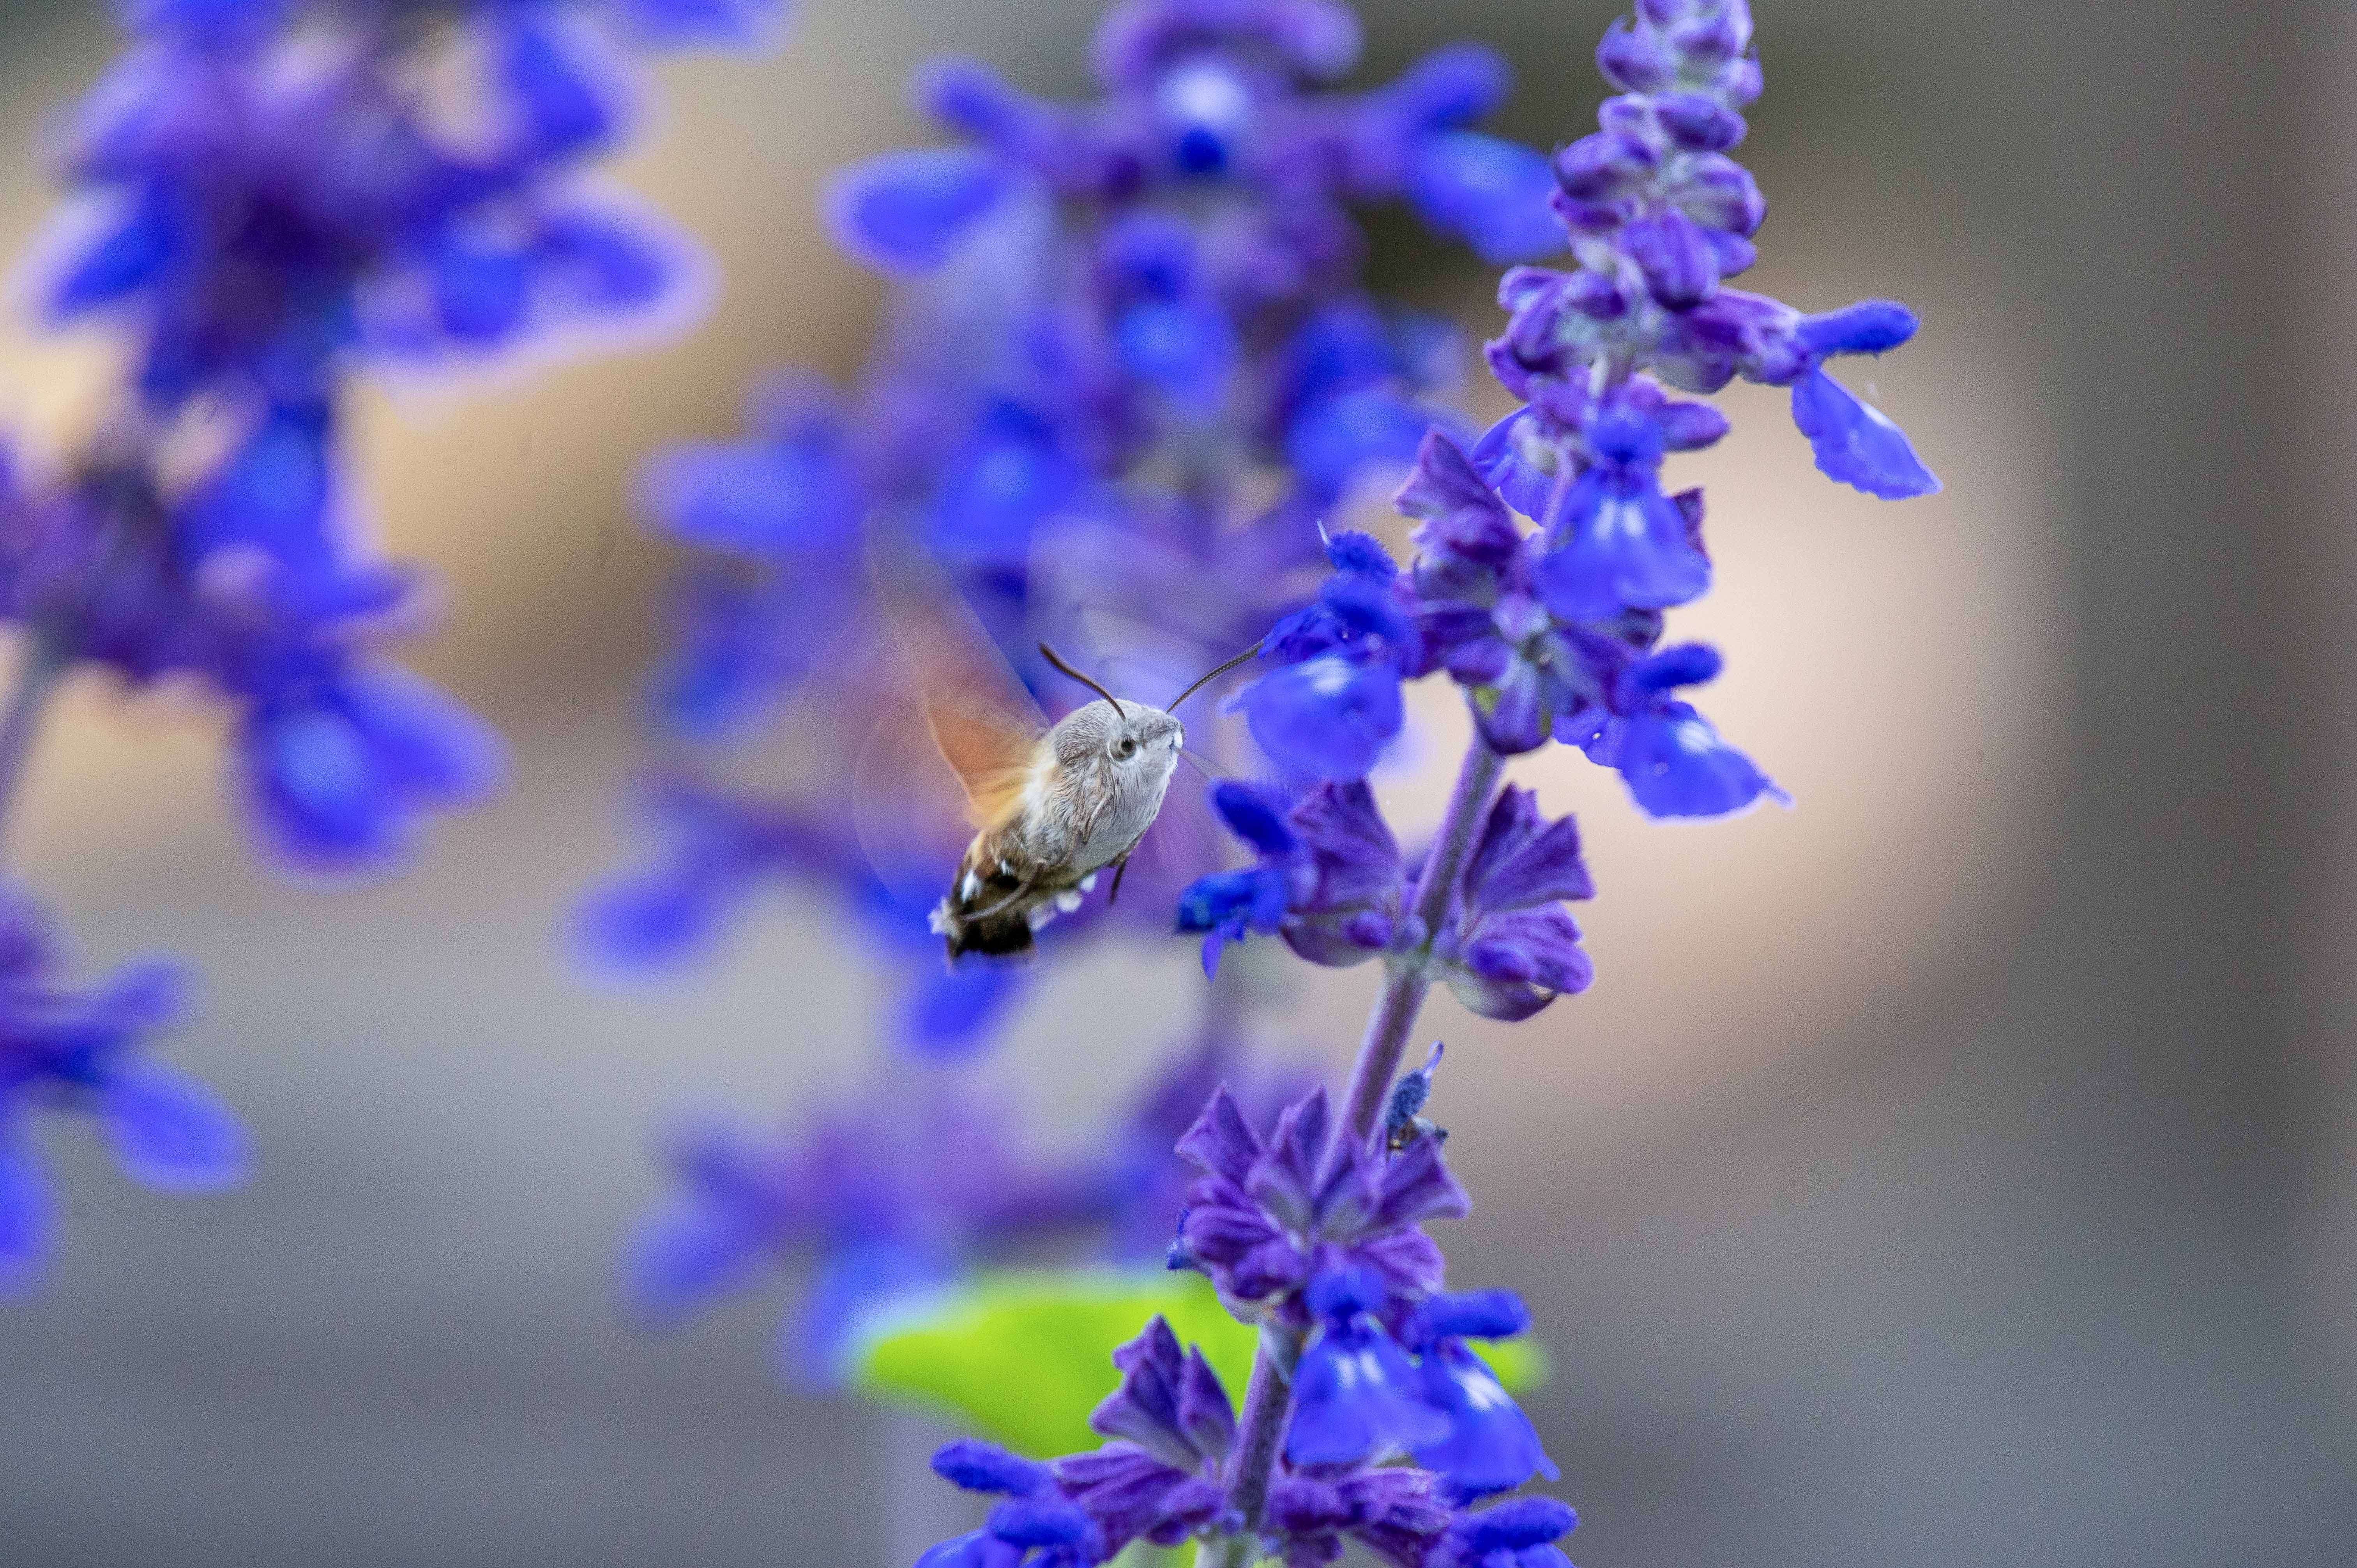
[929,824,1093,965]
[932,854,1036,961]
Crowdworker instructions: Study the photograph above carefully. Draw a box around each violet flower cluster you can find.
[624,1077,1115,1383]
[918,1063,1573,1567]
[624,1021,1314,1390]
[0,880,244,1292]
[896,1,1935,1564]
[0,0,772,1283]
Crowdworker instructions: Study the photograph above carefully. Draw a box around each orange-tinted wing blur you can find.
[868,534,1047,832]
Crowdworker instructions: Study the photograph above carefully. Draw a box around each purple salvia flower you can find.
[1285,1266,1451,1467]
[1230,530,1418,782]
[1182,780,1595,1018]
[624,1078,1106,1386]
[1169,1084,1465,1326]
[0,880,246,1290]
[1047,1315,1242,1548]
[1578,641,1789,818]
[1427,1494,1579,1568]
[1176,780,1400,974]
[1431,786,1596,1022]
[1402,1290,1559,1503]
[913,1311,1487,1566]
[1263,1464,1456,1567]
[0,0,770,881]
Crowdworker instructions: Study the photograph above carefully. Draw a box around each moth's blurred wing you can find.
[869,534,1048,832]
[851,711,973,908]
[927,705,1037,832]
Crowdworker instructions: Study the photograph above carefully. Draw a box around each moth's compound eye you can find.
[1112,737,1136,761]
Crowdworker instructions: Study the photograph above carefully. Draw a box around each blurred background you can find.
[0,0,2352,1563]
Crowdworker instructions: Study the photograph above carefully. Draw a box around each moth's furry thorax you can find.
[931,699,1185,961]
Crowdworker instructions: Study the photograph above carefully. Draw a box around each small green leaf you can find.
[848,1268,1254,1457]
[1473,1332,1550,1391]
[847,1266,1550,1459]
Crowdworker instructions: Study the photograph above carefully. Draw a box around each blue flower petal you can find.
[0,1137,51,1288]
[1209,781,1297,858]
[498,18,619,154]
[1412,1289,1531,1343]
[901,961,1024,1057]
[51,194,178,317]
[1116,300,1235,409]
[1470,409,1557,520]
[933,1438,1052,1497]
[1797,300,1919,358]
[184,408,332,569]
[1412,1340,1558,1501]
[824,148,1009,274]
[784,1242,948,1388]
[623,1199,759,1318]
[1618,699,1788,819]
[1631,641,1723,692]
[987,1497,1095,1547]
[1286,391,1434,500]
[532,211,681,316]
[642,439,859,555]
[1236,655,1405,782]
[100,1065,249,1191]
[240,667,503,872]
[1448,1495,1579,1556]
[929,407,1078,567]
[913,1530,1011,1568]
[334,668,505,803]
[1533,467,1710,620]
[1407,132,1565,265]
[1790,365,1940,499]
[1285,1315,1451,1467]
[576,862,731,969]
[431,242,532,344]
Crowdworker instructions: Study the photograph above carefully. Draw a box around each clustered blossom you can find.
[912,1074,1565,1564]
[1179,779,1595,1022]
[1221,0,1934,823]
[0,881,245,1288]
[625,1079,1108,1385]
[592,0,1569,1058]
[923,1414,1576,1568]
[621,1028,1311,1379]
[2,0,770,870]
[0,0,770,1277]
[1169,1081,1553,1499]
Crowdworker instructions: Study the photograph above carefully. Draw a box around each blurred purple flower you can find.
[625,1077,1104,1386]
[0,882,245,1290]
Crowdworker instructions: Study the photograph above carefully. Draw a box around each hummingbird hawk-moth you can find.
[872,554,1254,963]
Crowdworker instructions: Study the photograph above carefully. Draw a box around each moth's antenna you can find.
[1038,642,1125,717]
[1167,642,1263,713]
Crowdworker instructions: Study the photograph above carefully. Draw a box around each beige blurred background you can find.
[0,0,2351,1564]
